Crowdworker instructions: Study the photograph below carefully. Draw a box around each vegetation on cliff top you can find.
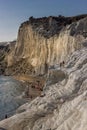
[20,14,87,38]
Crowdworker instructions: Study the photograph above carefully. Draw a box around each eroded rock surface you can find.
[0,41,16,75]
[6,15,87,75]
[0,46,87,130]
[0,15,87,130]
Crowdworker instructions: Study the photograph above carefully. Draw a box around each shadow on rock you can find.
[0,128,7,130]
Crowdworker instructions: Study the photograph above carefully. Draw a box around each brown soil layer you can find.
[13,74,46,99]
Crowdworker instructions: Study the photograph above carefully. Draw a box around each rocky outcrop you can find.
[0,41,16,75]
[1,15,87,130]
[6,15,87,75]
[0,43,87,130]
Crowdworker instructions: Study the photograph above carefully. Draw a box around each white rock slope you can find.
[0,45,87,129]
[7,16,87,75]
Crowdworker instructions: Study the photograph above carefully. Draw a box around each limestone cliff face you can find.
[1,41,87,130]
[1,15,87,130]
[7,15,87,75]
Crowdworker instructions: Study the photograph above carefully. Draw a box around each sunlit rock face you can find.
[7,15,87,75]
[0,42,87,130]
[1,15,87,130]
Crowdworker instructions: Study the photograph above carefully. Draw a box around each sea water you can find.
[0,76,26,120]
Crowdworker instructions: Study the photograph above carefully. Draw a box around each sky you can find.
[0,0,87,42]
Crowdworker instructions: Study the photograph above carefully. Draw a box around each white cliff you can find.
[0,41,87,130]
[1,15,87,130]
[7,15,87,75]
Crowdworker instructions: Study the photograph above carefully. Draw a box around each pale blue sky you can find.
[0,0,87,42]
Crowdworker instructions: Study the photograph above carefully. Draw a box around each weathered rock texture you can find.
[0,42,87,130]
[6,15,87,75]
[0,41,16,74]
[0,15,87,130]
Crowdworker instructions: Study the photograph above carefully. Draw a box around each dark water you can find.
[0,76,27,120]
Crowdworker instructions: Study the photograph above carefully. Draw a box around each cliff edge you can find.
[0,15,87,130]
[0,40,87,130]
[6,14,87,75]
